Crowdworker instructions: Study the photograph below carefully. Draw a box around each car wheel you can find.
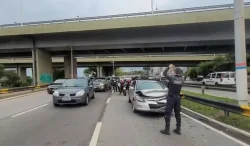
[202,82,206,85]
[215,82,219,86]
[84,95,89,106]
[53,103,59,107]
[132,105,138,113]
[92,92,95,99]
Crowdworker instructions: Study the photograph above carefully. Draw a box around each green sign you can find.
[40,73,52,83]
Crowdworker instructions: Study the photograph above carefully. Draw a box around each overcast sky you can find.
[1,0,250,24]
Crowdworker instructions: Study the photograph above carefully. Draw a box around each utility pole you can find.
[112,58,115,76]
[70,46,73,78]
[20,0,23,25]
[151,0,154,14]
[234,0,248,106]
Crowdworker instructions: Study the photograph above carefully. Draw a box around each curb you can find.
[0,88,46,102]
[181,106,250,144]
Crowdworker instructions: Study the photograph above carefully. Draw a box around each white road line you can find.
[181,112,250,146]
[106,98,111,104]
[89,122,102,146]
[11,104,48,118]
[0,91,46,102]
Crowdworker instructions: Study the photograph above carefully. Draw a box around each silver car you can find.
[53,78,95,106]
[128,80,168,113]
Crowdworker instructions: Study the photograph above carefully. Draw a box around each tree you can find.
[26,76,33,86]
[83,67,97,77]
[187,67,198,80]
[53,68,65,80]
[115,68,124,76]
[0,64,4,78]
[196,61,216,77]
[1,70,21,87]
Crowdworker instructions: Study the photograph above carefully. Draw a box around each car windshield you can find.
[136,81,164,90]
[53,79,66,84]
[62,79,86,87]
[95,78,105,82]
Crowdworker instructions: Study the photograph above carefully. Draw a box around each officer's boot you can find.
[160,127,170,135]
[160,118,170,135]
[173,128,181,135]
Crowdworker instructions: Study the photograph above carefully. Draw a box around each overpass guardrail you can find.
[0,85,48,94]
[1,2,250,28]
[183,95,250,117]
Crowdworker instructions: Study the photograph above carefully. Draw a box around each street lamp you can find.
[151,0,154,14]
[111,58,115,76]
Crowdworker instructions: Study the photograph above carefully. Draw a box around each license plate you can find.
[62,97,71,101]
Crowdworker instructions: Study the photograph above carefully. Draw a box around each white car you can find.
[128,80,168,113]
[202,72,235,86]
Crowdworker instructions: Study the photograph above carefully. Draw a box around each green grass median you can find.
[181,90,250,132]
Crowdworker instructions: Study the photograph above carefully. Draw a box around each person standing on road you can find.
[160,64,184,135]
[111,78,117,92]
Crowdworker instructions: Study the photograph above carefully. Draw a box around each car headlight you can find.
[76,91,85,96]
[99,83,104,86]
[53,91,59,96]
[135,95,145,102]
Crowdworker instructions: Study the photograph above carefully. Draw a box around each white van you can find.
[202,72,235,86]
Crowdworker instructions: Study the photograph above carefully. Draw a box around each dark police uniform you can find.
[162,67,184,134]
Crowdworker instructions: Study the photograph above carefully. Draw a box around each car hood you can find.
[93,81,105,84]
[136,89,168,98]
[56,88,84,94]
[48,84,61,88]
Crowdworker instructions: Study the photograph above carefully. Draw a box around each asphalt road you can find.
[0,90,111,146]
[97,93,247,146]
[182,86,250,100]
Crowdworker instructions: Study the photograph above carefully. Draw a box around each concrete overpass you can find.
[0,3,248,85]
[0,55,216,68]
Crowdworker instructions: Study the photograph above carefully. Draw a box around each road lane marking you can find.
[106,98,111,104]
[11,104,48,118]
[181,112,250,146]
[0,90,46,102]
[89,122,102,146]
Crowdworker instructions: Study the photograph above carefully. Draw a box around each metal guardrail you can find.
[183,83,250,93]
[183,95,250,117]
[1,2,250,28]
[0,85,48,94]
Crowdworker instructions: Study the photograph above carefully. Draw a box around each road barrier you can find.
[1,2,250,28]
[183,95,250,117]
[0,85,48,94]
[183,83,250,93]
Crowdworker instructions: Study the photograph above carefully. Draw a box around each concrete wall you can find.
[36,49,53,85]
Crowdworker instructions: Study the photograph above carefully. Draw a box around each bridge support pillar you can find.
[96,66,104,77]
[17,65,26,82]
[64,55,77,78]
[96,66,100,77]
[36,49,53,85]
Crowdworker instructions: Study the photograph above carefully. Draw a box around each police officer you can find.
[160,64,184,135]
